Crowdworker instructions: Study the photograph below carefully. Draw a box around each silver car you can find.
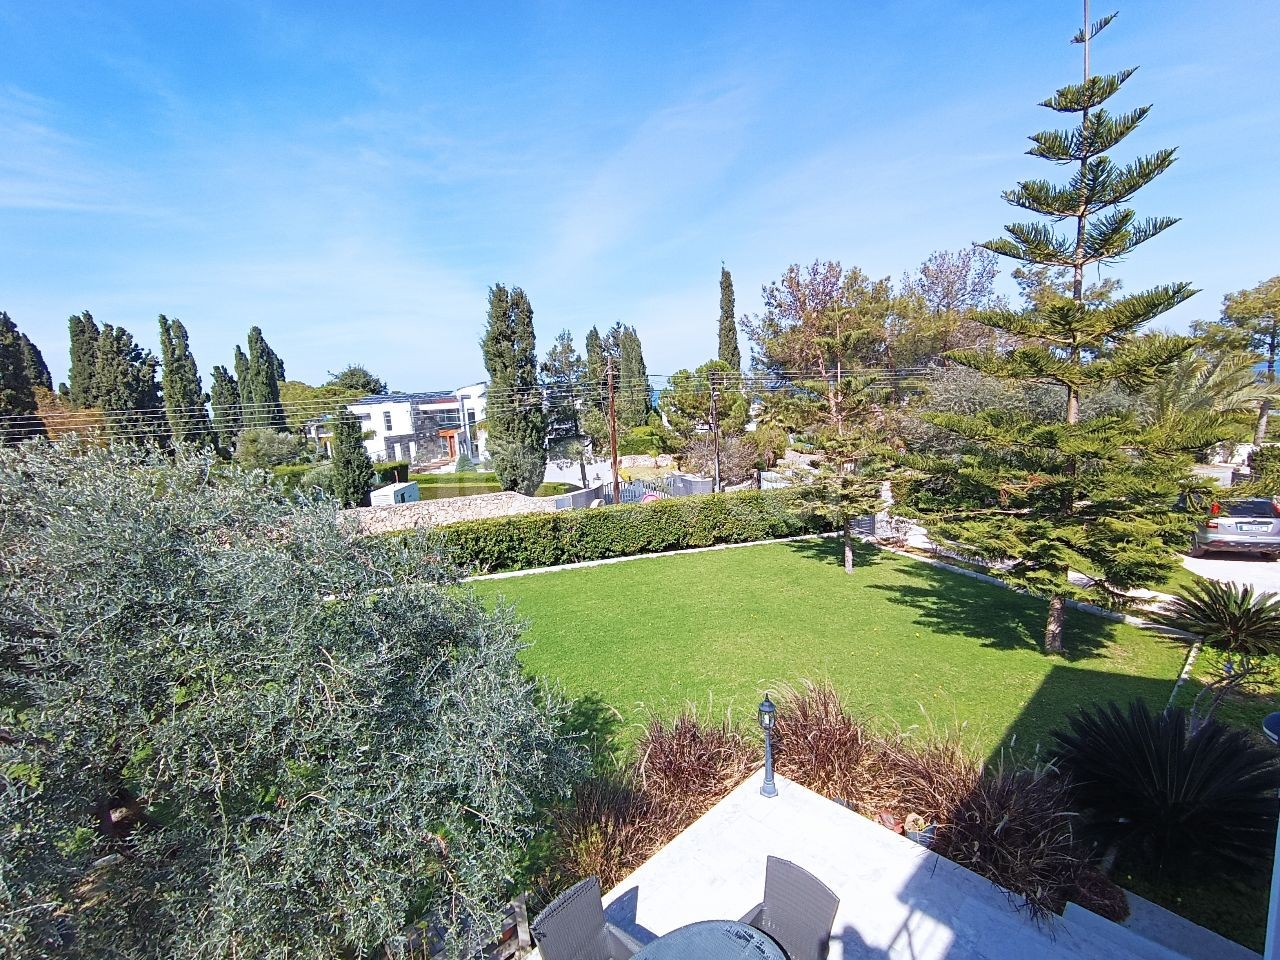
[1189,498,1280,559]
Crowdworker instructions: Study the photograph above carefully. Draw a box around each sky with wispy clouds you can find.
[2,1,1277,390]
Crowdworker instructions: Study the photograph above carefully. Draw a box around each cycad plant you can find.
[1052,701,1280,878]
[1155,579,1280,658]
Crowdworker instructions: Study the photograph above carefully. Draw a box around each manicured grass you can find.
[411,472,574,500]
[471,539,1188,761]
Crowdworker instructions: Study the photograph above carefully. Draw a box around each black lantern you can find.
[758,695,778,798]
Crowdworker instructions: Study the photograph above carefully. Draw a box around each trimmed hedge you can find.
[433,489,829,574]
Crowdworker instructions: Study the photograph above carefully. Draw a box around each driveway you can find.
[1182,553,1280,592]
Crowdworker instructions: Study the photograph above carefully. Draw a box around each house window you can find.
[383,412,393,433]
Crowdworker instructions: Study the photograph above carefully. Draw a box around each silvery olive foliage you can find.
[0,440,579,959]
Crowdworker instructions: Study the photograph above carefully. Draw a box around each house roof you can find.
[346,391,456,406]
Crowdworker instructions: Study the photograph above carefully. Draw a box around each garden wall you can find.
[346,490,561,534]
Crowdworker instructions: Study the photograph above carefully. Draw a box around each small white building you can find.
[345,383,488,466]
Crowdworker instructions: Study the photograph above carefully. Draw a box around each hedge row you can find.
[431,489,830,574]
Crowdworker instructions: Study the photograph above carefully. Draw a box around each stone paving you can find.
[594,771,1194,960]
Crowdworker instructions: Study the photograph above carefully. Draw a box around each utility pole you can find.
[607,356,621,504]
[709,377,721,493]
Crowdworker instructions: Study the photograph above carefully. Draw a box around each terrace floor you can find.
[595,770,1223,960]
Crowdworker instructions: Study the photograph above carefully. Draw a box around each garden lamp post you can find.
[1262,712,1280,960]
[758,695,778,798]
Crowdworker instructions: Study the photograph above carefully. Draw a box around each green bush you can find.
[455,453,476,473]
[373,460,409,484]
[270,462,314,491]
[432,490,827,573]
[0,441,579,957]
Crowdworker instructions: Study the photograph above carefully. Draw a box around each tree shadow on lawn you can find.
[789,538,1126,662]
[560,691,625,774]
[989,664,1179,767]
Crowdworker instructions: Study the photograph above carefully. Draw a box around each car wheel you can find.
[1188,537,1207,558]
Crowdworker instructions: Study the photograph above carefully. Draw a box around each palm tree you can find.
[1142,348,1280,433]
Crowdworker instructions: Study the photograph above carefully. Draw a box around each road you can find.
[1182,553,1280,593]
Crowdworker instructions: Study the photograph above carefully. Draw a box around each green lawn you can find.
[471,539,1188,761]
[411,472,574,500]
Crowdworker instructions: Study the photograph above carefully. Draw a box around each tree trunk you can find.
[1255,399,1271,448]
[844,519,854,574]
[1044,595,1066,654]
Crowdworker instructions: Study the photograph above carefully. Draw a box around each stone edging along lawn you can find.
[464,530,1204,710]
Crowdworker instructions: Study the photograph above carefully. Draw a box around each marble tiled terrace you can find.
[571,771,1258,960]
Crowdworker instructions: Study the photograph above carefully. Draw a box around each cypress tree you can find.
[233,345,250,402]
[158,315,213,445]
[91,323,166,444]
[330,408,372,507]
[903,7,1196,653]
[18,332,53,391]
[67,311,100,408]
[541,329,589,488]
[241,327,286,430]
[0,312,42,445]
[209,365,241,455]
[612,323,651,429]
[718,266,741,370]
[481,284,547,494]
[581,325,609,453]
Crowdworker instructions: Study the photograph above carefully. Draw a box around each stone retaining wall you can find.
[347,490,560,535]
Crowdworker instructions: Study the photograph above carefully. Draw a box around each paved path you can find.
[1182,553,1280,592]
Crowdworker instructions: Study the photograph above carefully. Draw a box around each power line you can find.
[0,366,935,440]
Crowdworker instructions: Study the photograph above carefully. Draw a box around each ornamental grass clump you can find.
[0,440,580,960]
[770,682,1109,921]
[545,710,755,894]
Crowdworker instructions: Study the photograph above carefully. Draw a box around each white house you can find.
[344,383,488,466]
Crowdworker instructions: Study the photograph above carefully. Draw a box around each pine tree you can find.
[158,315,213,445]
[718,266,741,370]
[481,284,547,494]
[903,7,1196,653]
[0,312,42,445]
[92,323,166,444]
[17,332,53,391]
[241,327,286,429]
[541,329,589,488]
[67,311,100,408]
[209,365,241,455]
[330,408,373,507]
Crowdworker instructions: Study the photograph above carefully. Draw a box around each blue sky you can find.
[2,1,1277,391]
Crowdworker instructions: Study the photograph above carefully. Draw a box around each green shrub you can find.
[433,490,827,573]
[0,441,579,956]
[269,462,314,491]
[455,453,476,473]
[1156,580,1280,658]
[373,459,409,484]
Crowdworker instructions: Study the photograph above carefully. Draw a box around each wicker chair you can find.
[531,877,643,960]
[739,857,840,960]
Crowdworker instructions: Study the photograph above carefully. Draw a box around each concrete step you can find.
[1063,903,1185,960]
[1120,891,1260,960]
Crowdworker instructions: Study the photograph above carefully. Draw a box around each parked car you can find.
[1189,498,1280,560]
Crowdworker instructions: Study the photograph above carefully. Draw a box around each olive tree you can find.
[0,440,579,959]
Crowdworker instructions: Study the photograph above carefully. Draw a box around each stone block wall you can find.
[346,490,560,535]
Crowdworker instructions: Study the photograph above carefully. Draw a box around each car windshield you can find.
[1218,500,1277,518]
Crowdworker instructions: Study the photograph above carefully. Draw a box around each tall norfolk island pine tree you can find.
[903,7,1197,653]
[481,284,547,495]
